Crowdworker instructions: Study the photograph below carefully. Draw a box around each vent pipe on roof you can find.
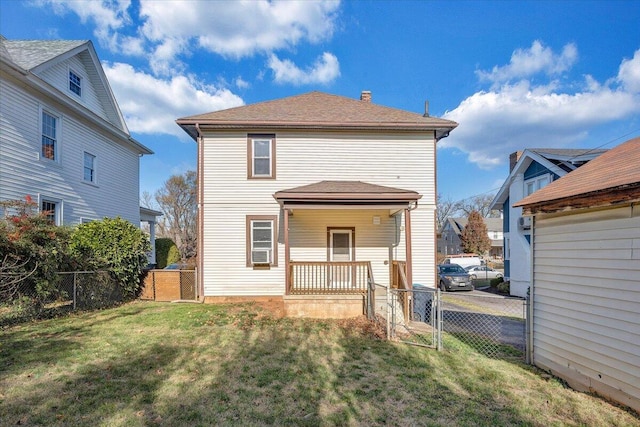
[360,91,371,102]
[424,100,429,117]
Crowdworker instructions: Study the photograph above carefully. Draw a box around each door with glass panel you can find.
[329,229,353,288]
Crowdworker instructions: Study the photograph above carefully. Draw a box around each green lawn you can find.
[1,302,638,426]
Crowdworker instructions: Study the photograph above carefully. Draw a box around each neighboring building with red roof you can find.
[490,147,607,297]
[515,137,640,413]
[177,90,457,317]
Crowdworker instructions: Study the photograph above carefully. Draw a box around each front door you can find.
[329,229,353,287]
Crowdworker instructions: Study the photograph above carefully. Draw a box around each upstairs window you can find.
[247,134,276,179]
[84,152,96,183]
[69,70,82,96]
[525,174,550,196]
[41,110,58,161]
[246,215,278,267]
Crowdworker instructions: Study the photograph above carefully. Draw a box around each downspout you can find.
[196,123,205,302]
[526,213,535,364]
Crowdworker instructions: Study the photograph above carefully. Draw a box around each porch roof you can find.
[273,180,421,209]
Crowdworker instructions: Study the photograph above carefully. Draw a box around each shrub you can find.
[70,217,150,298]
[497,281,510,294]
[490,276,504,288]
[155,237,181,269]
[0,198,75,305]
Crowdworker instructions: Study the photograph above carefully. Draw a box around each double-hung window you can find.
[247,134,276,179]
[41,110,58,161]
[246,215,278,267]
[69,70,82,96]
[84,152,96,183]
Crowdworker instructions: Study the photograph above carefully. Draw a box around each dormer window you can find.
[69,70,82,96]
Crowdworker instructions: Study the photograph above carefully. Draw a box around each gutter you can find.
[1,58,153,155]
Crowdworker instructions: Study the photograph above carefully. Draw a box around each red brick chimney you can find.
[360,90,371,102]
[509,151,523,172]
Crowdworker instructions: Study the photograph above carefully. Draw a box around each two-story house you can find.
[177,91,457,318]
[0,36,159,263]
[438,217,503,260]
[490,148,606,297]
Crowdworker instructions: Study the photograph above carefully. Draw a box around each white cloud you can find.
[618,49,640,93]
[235,77,250,89]
[443,45,640,170]
[476,40,577,87]
[103,62,244,138]
[268,52,340,85]
[38,0,131,51]
[39,0,341,82]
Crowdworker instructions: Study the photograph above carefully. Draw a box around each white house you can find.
[490,148,606,297]
[515,137,640,413]
[177,91,457,318]
[0,36,158,259]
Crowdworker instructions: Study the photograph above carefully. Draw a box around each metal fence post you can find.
[436,288,442,351]
[73,272,77,310]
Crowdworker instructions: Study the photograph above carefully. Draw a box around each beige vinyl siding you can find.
[532,205,640,409]
[200,130,437,295]
[202,205,284,296]
[289,209,397,286]
[0,73,141,225]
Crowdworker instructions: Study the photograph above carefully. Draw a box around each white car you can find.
[465,265,503,280]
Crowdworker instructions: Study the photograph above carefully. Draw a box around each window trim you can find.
[326,227,356,261]
[246,215,278,267]
[524,173,551,196]
[39,195,63,226]
[83,151,97,184]
[40,107,61,162]
[247,134,276,179]
[69,68,82,97]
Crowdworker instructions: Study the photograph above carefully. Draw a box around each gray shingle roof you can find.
[0,38,87,70]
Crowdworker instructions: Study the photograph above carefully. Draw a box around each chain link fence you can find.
[368,284,527,359]
[1,271,124,326]
[441,291,527,358]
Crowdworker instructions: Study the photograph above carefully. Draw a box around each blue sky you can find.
[2,0,639,205]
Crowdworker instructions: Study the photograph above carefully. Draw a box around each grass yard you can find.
[1,302,638,426]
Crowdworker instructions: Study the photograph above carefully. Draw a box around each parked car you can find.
[437,264,473,292]
[465,265,504,280]
[164,263,195,270]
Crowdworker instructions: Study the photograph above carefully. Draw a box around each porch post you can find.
[284,208,290,294]
[405,208,413,288]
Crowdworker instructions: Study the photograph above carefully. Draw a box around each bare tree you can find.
[436,193,459,231]
[154,171,197,260]
[0,255,37,299]
[455,194,500,218]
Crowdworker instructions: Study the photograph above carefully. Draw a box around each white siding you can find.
[532,205,640,411]
[200,130,437,296]
[0,73,141,225]
[36,54,110,124]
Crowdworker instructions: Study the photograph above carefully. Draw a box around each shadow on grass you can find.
[1,303,636,426]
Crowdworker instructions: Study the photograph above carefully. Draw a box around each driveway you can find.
[440,289,526,352]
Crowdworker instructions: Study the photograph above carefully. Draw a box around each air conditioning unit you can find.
[518,216,531,230]
[252,249,271,264]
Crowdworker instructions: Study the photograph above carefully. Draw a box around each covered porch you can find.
[274,181,419,317]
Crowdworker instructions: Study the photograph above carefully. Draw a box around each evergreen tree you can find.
[460,210,491,255]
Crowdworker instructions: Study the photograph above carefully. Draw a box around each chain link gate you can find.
[370,283,527,359]
[440,291,527,358]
